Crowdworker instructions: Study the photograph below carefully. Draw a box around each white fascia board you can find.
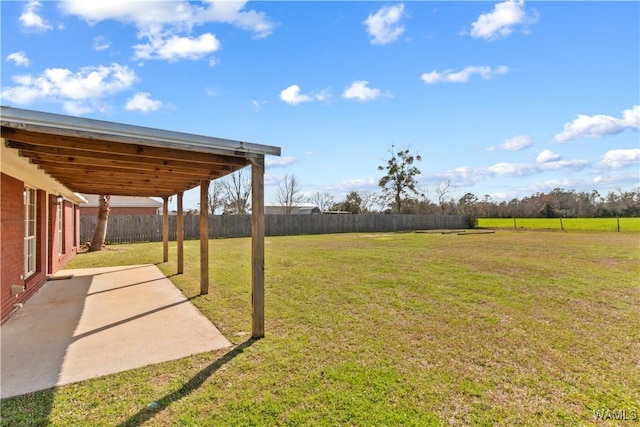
[1,106,281,157]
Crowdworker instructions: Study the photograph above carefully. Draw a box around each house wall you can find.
[80,206,159,216]
[1,172,78,324]
[48,197,78,274]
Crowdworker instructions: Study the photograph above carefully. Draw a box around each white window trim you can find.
[58,200,63,255]
[24,187,36,278]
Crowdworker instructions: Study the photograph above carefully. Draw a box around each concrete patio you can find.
[0,264,231,399]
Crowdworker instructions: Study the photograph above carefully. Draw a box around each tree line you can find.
[202,146,639,218]
[322,187,640,218]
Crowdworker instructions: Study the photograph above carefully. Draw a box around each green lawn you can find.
[2,231,639,426]
[478,217,640,232]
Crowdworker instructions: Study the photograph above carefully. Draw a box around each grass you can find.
[2,231,639,426]
[477,217,640,232]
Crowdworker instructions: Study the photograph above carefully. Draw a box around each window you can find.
[72,206,77,247]
[24,187,36,277]
[58,200,64,255]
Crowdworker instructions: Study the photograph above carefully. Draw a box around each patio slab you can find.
[1,264,231,399]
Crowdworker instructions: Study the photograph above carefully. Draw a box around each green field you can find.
[2,231,639,426]
[478,217,640,232]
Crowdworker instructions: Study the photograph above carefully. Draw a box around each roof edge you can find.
[1,106,281,157]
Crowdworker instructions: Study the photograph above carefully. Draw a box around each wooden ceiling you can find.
[2,126,250,197]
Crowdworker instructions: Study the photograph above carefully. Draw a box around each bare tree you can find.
[89,195,110,251]
[360,191,382,213]
[277,174,304,215]
[208,180,226,215]
[308,191,334,212]
[436,179,454,214]
[222,169,251,214]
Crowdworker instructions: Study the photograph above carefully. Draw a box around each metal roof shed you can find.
[1,106,281,338]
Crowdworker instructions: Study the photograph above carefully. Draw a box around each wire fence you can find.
[476,217,639,232]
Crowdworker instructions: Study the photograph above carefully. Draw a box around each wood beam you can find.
[19,147,235,173]
[29,156,229,177]
[177,192,184,275]
[200,180,210,295]
[35,162,223,180]
[3,130,250,167]
[54,180,196,195]
[39,172,201,189]
[63,187,173,197]
[163,197,169,263]
[37,169,201,186]
[251,158,265,339]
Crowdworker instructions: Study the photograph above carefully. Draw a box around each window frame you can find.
[24,187,37,277]
[58,199,64,255]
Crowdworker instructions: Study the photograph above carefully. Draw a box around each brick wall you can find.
[1,175,48,323]
[48,197,77,275]
[1,173,25,322]
[1,173,78,324]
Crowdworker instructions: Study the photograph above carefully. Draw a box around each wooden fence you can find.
[80,214,472,244]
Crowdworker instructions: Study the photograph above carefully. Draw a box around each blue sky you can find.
[2,1,639,209]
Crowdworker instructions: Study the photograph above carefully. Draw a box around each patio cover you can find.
[1,106,281,338]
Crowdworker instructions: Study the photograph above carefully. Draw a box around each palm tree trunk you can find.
[89,195,111,252]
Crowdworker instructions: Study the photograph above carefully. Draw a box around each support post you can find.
[251,157,265,338]
[200,180,210,295]
[162,196,169,263]
[177,191,184,274]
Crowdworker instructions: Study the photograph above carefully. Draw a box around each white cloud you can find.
[363,3,406,45]
[60,1,274,63]
[125,92,163,112]
[266,156,296,168]
[60,1,274,36]
[554,105,640,142]
[540,159,589,171]
[279,85,329,106]
[279,85,312,105]
[92,36,111,51]
[432,157,589,183]
[466,0,538,41]
[342,80,382,101]
[314,89,332,103]
[599,148,640,169]
[251,99,268,111]
[20,1,53,31]
[421,65,509,84]
[1,63,137,115]
[487,162,539,176]
[133,33,220,61]
[6,51,30,67]
[487,134,532,151]
[327,177,378,192]
[593,172,640,187]
[536,149,561,163]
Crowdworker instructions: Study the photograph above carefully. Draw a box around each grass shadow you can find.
[116,339,258,427]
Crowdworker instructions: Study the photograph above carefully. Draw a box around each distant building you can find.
[80,195,162,216]
[265,204,321,215]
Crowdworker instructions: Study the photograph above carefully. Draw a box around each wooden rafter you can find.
[2,127,249,197]
[2,127,249,167]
